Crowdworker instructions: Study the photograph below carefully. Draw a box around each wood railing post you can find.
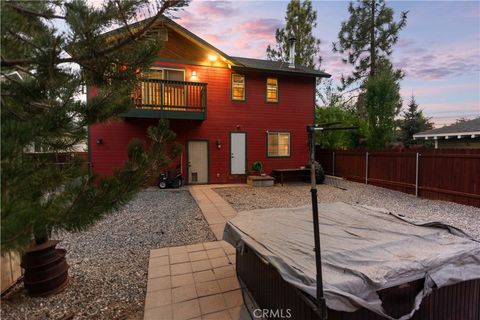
[365,152,369,185]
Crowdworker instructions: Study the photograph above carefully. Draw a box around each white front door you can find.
[188,141,208,184]
[231,133,246,174]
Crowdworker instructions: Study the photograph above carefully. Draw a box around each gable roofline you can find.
[164,17,237,66]
[102,16,330,78]
[101,15,237,65]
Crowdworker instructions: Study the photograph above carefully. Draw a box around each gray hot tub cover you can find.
[223,202,480,320]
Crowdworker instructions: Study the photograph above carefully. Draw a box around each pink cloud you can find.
[400,82,480,98]
[215,18,283,59]
[238,18,282,41]
[420,101,479,127]
[195,1,235,18]
[393,42,480,80]
[418,101,479,120]
[177,10,210,32]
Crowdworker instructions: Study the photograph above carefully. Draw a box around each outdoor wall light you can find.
[208,54,218,62]
[96,138,103,144]
[190,70,198,81]
[216,140,222,149]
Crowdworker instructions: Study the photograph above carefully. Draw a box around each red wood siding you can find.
[89,60,315,184]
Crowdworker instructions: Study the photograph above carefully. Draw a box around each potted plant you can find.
[251,161,264,176]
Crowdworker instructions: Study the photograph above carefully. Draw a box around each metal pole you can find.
[415,153,419,197]
[332,151,335,176]
[307,125,328,320]
[365,152,369,185]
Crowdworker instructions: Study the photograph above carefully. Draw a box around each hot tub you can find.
[224,202,480,320]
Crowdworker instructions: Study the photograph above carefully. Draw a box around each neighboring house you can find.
[413,118,480,149]
[88,18,330,184]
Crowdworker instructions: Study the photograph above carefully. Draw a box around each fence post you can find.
[415,152,420,197]
[332,151,335,176]
[365,152,369,185]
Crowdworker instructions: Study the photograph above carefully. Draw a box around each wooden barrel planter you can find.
[21,240,69,296]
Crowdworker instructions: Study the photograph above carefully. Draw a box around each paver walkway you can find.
[189,184,245,240]
[144,241,250,320]
[145,184,251,319]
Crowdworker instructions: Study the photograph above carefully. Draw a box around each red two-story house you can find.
[88,18,330,184]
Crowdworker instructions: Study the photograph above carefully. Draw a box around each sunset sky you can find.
[173,0,480,127]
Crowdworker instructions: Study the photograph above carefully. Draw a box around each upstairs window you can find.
[267,132,290,157]
[231,74,245,101]
[266,78,278,102]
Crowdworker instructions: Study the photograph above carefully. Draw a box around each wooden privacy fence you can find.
[316,149,480,207]
[1,252,22,294]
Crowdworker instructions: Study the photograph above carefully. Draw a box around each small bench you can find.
[271,168,310,186]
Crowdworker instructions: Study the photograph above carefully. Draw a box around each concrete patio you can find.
[189,185,241,240]
[144,185,250,320]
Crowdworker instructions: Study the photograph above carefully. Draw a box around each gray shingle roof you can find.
[231,56,331,78]
[414,117,480,137]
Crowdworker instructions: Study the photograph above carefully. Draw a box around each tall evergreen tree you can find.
[363,63,402,149]
[266,0,321,68]
[1,0,188,253]
[399,95,433,145]
[333,0,408,89]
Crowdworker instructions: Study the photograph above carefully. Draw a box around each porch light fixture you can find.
[208,54,217,62]
[96,138,103,144]
[191,70,198,81]
[216,140,222,149]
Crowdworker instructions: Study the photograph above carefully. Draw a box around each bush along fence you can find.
[316,148,480,207]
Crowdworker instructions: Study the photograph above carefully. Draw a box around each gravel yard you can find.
[215,177,480,240]
[1,189,215,320]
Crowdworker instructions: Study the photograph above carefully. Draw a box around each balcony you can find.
[123,79,207,120]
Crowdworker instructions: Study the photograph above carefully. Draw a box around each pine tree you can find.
[333,0,408,90]
[266,0,321,68]
[399,95,433,145]
[363,63,402,149]
[1,0,188,253]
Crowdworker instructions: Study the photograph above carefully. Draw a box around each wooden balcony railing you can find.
[133,79,207,113]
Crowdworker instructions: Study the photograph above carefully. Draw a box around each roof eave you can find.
[231,65,331,78]
[413,131,480,139]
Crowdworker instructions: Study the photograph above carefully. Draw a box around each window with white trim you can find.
[267,132,290,157]
[231,74,245,101]
[266,77,278,102]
